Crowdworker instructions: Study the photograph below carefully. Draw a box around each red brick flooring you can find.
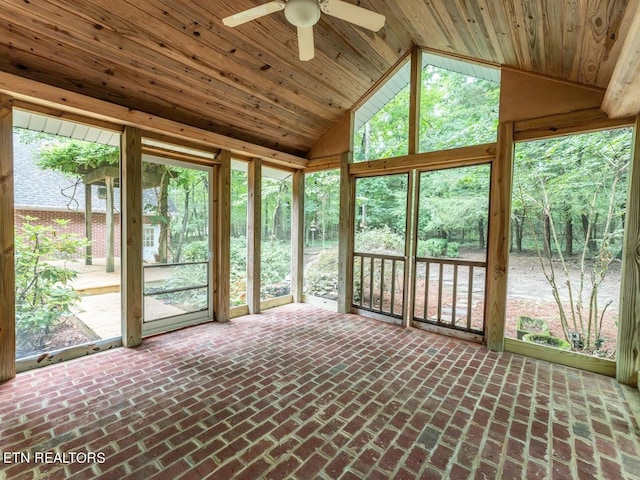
[1,304,639,479]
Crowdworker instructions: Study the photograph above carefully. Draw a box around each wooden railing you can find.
[413,256,486,334]
[352,252,405,319]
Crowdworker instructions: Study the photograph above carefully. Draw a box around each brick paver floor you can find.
[1,304,639,479]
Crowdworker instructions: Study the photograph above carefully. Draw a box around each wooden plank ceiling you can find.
[0,0,632,157]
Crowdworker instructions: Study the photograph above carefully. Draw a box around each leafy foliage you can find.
[353,63,499,162]
[15,129,120,175]
[417,165,490,252]
[355,225,405,255]
[261,239,292,288]
[419,238,459,258]
[419,65,499,152]
[513,128,632,355]
[15,217,88,354]
[154,264,208,312]
[304,170,340,248]
[261,175,292,299]
[304,248,339,299]
[181,240,209,262]
[355,175,408,253]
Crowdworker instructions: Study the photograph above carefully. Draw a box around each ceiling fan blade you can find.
[321,0,385,31]
[297,26,315,61]
[222,1,285,27]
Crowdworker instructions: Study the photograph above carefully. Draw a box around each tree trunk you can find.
[510,223,514,252]
[513,211,524,252]
[565,206,573,256]
[158,171,169,263]
[174,190,190,262]
[272,196,281,239]
[477,219,485,249]
[364,122,371,160]
[543,211,552,257]
[581,213,597,254]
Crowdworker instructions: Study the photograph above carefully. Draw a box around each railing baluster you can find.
[467,265,474,330]
[390,260,396,316]
[359,255,364,307]
[437,262,444,324]
[400,260,406,318]
[451,264,458,326]
[369,256,374,309]
[423,261,429,320]
[380,258,386,314]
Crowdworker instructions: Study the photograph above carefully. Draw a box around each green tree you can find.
[304,170,340,247]
[419,66,499,152]
[513,128,631,354]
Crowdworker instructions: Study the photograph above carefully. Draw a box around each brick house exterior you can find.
[14,209,122,259]
[13,134,123,258]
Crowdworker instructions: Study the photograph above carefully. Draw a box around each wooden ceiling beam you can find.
[602,3,640,118]
[0,71,308,168]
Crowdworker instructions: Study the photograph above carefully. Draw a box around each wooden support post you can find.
[84,184,92,265]
[409,47,423,155]
[338,152,354,313]
[405,170,418,326]
[216,150,231,323]
[617,115,640,387]
[105,176,115,273]
[247,158,262,314]
[291,170,304,303]
[0,95,15,382]
[485,122,514,351]
[121,126,142,347]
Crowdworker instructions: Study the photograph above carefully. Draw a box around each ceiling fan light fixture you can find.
[284,0,321,27]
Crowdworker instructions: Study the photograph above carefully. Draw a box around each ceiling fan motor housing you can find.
[285,0,321,27]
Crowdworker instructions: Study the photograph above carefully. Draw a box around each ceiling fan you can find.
[222,0,385,61]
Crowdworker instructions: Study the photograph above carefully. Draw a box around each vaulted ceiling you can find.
[0,0,634,157]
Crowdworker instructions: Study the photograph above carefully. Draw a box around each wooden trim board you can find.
[0,71,307,169]
[514,108,634,142]
[412,321,484,344]
[16,338,122,374]
[505,338,616,377]
[349,143,496,177]
[302,295,338,311]
[261,295,293,311]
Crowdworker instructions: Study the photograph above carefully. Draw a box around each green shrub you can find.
[261,239,291,286]
[304,248,338,299]
[446,242,459,257]
[230,236,248,305]
[15,217,88,353]
[182,240,209,261]
[355,226,404,254]
[419,238,459,258]
[230,236,248,272]
[423,238,447,256]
